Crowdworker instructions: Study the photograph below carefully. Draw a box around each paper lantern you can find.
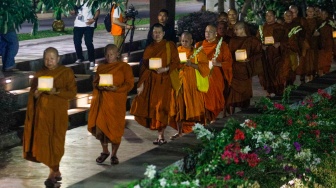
[235,49,247,62]
[179,52,187,63]
[149,58,162,69]
[38,76,54,91]
[99,74,113,86]
[209,60,213,69]
[333,31,336,38]
[264,36,274,45]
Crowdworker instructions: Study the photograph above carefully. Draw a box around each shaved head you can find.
[43,47,59,58]
[104,44,118,55]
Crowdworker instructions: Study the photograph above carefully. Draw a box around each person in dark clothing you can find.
[145,9,177,46]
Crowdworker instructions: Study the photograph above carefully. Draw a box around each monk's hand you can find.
[137,83,144,95]
[273,42,280,48]
[185,60,192,67]
[46,88,60,95]
[97,86,105,90]
[212,59,222,67]
[262,45,268,50]
[313,30,320,36]
[105,86,118,92]
[156,67,169,74]
[34,90,42,98]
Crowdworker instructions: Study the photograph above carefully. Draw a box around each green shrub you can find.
[177,11,217,43]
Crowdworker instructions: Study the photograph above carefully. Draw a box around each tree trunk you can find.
[229,0,235,9]
[239,0,252,21]
[217,0,225,12]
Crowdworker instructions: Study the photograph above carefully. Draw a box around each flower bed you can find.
[127,86,336,188]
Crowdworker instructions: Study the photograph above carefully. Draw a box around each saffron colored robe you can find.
[257,22,285,95]
[88,62,134,144]
[281,21,301,84]
[23,65,77,168]
[195,38,233,121]
[300,17,320,76]
[130,39,179,129]
[228,36,262,108]
[169,46,210,132]
[318,20,333,74]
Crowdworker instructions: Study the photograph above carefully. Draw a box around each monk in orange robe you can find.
[227,8,239,38]
[169,32,210,138]
[289,5,309,84]
[228,22,262,114]
[257,10,285,96]
[302,7,320,82]
[281,10,301,86]
[88,44,134,165]
[23,47,77,187]
[130,23,179,145]
[195,24,233,122]
[317,10,333,76]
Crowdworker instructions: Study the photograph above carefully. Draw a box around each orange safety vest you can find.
[110,6,125,36]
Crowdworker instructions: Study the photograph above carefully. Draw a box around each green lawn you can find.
[18,13,188,41]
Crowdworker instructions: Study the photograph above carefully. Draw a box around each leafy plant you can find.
[177,11,217,43]
[0,0,38,34]
[0,86,17,135]
[128,86,336,187]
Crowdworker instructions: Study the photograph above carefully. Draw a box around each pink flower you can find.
[318,89,332,99]
[224,174,231,181]
[306,114,311,120]
[247,153,260,167]
[312,114,318,120]
[311,130,320,139]
[236,171,244,177]
[234,129,245,141]
[274,103,285,110]
[287,118,293,125]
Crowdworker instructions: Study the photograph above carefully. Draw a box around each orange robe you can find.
[257,22,285,95]
[281,21,301,84]
[130,39,179,129]
[23,65,77,168]
[88,62,134,144]
[228,36,262,108]
[195,38,233,121]
[169,46,210,132]
[318,20,333,74]
[301,18,320,76]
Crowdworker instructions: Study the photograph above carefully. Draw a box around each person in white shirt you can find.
[71,0,100,68]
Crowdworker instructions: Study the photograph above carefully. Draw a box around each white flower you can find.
[181,181,190,186]
[280,132,290,140]
[193,179,200,186]
[134,185,141,188]
[242,146,251,153]
[144,165,156,179]
[159,178,167,187]
[294,149,312,162]
[192,123,214,140]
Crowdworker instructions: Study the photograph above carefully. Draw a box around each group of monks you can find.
[131,5,336,144]
[21,5,336,186]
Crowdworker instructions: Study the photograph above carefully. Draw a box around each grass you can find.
[17,13,188,41]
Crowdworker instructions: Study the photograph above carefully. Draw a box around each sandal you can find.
[170,133,182,140]
[55,176,62,181]
[111,156,119,165]
[153,138,167,145]
[96,152,110,163]
[44,178,59,188]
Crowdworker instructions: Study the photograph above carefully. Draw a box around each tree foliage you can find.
[0,0,38,34]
